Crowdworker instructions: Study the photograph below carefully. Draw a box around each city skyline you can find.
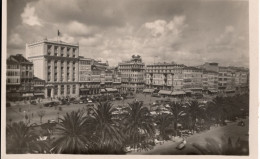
[7,0,249,67]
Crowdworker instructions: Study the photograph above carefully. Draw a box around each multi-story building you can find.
[183,67,203,94]
[111,67,122,93]
[79,57,121,96]
[118,55,145,93]
[202,70,219,93]
[26,39,79,98]
[218,67,229,93]
[33,76,45,99]
[6,54,34,100]
[145,62,185,91]
[79,57,99,95]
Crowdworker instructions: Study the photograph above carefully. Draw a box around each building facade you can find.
[26,39,79,98]
[145,62,185,91]
[33,76,45,99]
[6,54,34,101]
[183,67,203,94]
[79,57,122,96]
[118,55,145,93]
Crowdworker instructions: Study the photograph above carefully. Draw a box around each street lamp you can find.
[171,73,174,91]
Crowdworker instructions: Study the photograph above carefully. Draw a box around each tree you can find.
[167,101,186,136]
[122,101,155,151]
[7,122,39,154]
[185,100,205,132]
[51,110,95,154]
[37,110,46,124]
[209,96,227,125]
[155,114,172,140]
[89,102,125,154]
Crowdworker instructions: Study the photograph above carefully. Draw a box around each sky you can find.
[7,0,249,67]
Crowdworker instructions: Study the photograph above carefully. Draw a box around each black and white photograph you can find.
[1,0,258,158]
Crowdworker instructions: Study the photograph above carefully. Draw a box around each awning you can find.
[158,90,172,95]
[100,89,106,93]
[208,89,218,93]
[143,89,154,93]
[45,84,54,87]
[22,93,34,97]
[34,93,45,96]
[171,91,186,95]
[106,88,118,92]
[80,88,89,91]
[185,90,192,93]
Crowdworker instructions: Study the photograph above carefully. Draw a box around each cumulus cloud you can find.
[7,0,249,67]
[66,21,93,36]
[9,33,23,46]
[21,3,42,26]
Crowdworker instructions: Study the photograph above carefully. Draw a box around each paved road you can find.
[129,118,249,155]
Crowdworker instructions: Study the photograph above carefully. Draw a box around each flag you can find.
[58,30,62,37]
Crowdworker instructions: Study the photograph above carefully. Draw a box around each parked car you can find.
[152,93,161,97]
[237,121,245,127]
[30,100,37,105]
[73,100,80,104]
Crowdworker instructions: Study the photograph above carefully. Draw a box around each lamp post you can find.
[172,73,174,91]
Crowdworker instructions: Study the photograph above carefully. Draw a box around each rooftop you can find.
[27,38,79,47]
[8,54,33,65]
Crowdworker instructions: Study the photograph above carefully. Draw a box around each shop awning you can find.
[143,89,154,93]
[208,89,218,93]
[22,93,34,97]
[100,89,106,93]
[80,88,89,91]
[171,91,186,95]
[45,84,54,87]
[158,90,172,95]
[185,90,192,93]
[105,88,118,92]
[34,93,45,96]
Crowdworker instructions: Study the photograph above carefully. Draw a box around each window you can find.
[54,46,58,56]
[73,85,76,94]
[61,85,64,95]
[67,85,70,94]
[67,48,70,57]
[54,86,58,95]
[47,45,52,55]
[72,48,76,57]
[61,47,64,57]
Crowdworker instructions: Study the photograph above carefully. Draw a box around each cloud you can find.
[66,21,93,36]
[21,3,42,26]
[9,33,23,47]
[7,0,249,67]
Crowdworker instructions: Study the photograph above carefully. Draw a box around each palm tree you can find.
[209,96,227,125]
[155,114,172,140]
[185,100,205,132]
[51,110,95,154]
[89,101,125,154]
[167,101,186,136]
[6,121,39,154]
[122,101,155,151]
